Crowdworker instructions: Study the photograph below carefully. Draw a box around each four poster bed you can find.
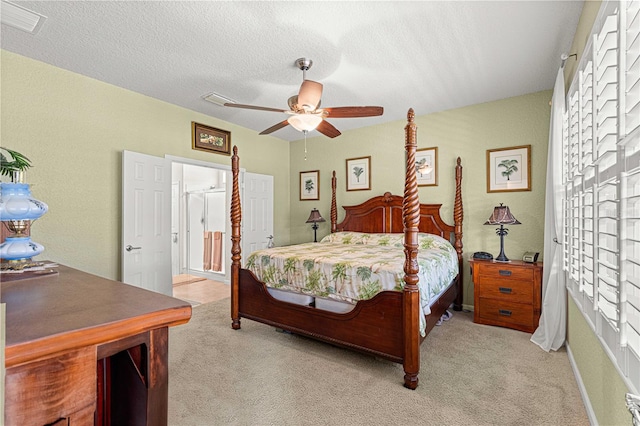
[230,109,463,389]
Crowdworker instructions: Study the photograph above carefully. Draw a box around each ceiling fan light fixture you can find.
[288,114,323,132]
[417,164,433,175]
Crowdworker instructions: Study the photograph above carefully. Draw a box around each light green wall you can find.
[568,298,629,425]
[563,0,633,423]
[0,50,291,280]
[289,91,551,308]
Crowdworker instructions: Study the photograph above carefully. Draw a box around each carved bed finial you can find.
[407,108,415,122]
[383,192,393,203]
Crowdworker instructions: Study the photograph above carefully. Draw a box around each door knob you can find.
[125,245,142,252]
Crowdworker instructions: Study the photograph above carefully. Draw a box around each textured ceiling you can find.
[1,1,584,141]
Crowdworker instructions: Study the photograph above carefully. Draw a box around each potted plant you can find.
[0,147,32,183]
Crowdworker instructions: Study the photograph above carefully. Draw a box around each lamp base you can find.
[494,226,510,263]
[0,236,44,261]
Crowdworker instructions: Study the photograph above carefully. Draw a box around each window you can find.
[564,0,640,393]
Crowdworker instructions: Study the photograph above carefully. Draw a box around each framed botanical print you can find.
[486,145,531,193]
[415,147,438,186]
[346,156,371,191]
[300,170,319,200]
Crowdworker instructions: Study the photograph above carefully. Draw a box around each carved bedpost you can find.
[231,146,242,330]
[331,171,337,233]
[402,108,420,390]
[453,157,463,311]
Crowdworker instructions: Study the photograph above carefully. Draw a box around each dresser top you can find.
[1,264,192,367]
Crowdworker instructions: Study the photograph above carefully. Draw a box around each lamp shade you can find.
[288,114,323,132]
[484,203,521,225]
[0,182,48,221]
[306,208,325,223]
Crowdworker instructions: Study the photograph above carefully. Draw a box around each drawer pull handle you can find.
[499,309,512,317]
[499,287,512,294]
[499,270,512,276]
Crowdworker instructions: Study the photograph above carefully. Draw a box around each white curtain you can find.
[531,67,566,351]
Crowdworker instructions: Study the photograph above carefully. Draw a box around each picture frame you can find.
[191,122,231,156]
[346,156,371,191]
[300,170,320,201]
[415,147,438,186]
[486,145,531,193]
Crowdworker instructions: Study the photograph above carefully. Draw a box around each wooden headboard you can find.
[332,192,454,239]
[328,155,463,256]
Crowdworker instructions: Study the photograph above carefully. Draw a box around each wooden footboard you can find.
[239,269,405,361]
[237,269,458,362]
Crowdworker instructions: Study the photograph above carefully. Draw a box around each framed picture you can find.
[486,145,531,193]
[300,170,320,201]
[191,122,231,156]
[415,147,438,186]
[346,156,371,191]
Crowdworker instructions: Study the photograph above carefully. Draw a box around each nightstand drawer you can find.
[477,298,534,328]
[477,263,533,281]
[476,279,533,303]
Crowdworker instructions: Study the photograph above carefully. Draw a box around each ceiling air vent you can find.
[202,92,237,107]
[1,1,47,34]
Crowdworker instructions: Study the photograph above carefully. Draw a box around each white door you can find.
[242,172,274,264]
[122,150,172,295]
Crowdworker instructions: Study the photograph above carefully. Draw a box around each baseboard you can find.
[566,343,598,425]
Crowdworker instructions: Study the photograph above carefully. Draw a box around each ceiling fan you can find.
[224,58,383,138]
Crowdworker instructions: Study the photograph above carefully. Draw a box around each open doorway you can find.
[172,162,227,280]
[121,150,273,301]
[171,160,229,304]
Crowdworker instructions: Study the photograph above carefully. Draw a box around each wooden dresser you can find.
[470,259,542,333]
[2,264,192,425]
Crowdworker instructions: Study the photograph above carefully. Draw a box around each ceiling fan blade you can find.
[224,103,289,114]
[259,120,290,135]
[297,80,323,111]
[323,106,384,118]
[316,120,341,138]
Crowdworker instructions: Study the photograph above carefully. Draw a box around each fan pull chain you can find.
[304,130,308,160]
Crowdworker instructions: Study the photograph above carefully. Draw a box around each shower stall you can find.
[186,187,226,275]
[172,162,228,281]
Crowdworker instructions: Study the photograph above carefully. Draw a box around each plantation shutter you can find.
[564,0,640,393]
[622,0,640,365]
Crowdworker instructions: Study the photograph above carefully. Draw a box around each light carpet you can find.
[168,298,589,425]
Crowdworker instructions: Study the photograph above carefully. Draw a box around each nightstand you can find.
[470,259,543,333]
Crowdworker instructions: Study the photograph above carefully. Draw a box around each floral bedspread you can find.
[245,232,459,336]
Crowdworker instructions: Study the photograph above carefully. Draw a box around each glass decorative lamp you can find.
[484,203,520,262]
[0,176,48,262]
[306,208,326,242]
